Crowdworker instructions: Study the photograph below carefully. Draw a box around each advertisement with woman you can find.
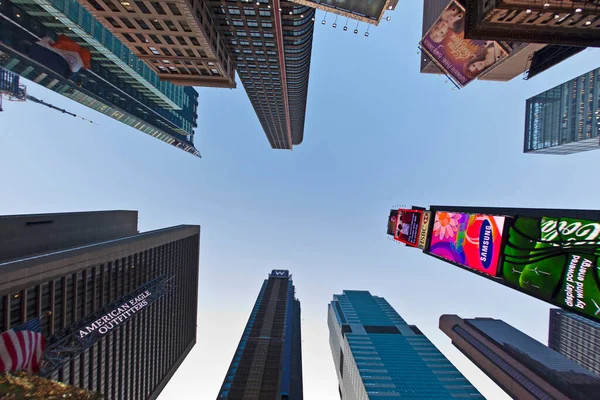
[419,1,508,87]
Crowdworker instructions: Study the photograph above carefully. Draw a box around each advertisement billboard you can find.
[502,216,600,321]
[394,209,423,247]
[419,1,508,87]
[418,211,431,250]
[428,211,506,276]
[387,209,398,236]
[291,0,388,23]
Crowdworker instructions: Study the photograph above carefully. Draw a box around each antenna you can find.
[26,94,97,124]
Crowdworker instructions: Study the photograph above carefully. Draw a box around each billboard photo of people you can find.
[419,1,508,87]
[428,211,506,277]
[394,209,423,247]
[502,216,600,322]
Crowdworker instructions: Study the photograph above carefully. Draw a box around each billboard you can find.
[502,216,600,321]
[419,1,508,87]
[418,211,431,250]
[294,0,388,22]
[394,209,423,247]
[387,209,398,236]
[428,212,506,277]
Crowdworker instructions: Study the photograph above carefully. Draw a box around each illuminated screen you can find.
[502,216,600,322]
[429,211,505,276]
[419,1,507,87]
[308,0,387,20]
[393,209,423,247]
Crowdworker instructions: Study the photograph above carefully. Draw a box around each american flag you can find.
[0,318,46,373]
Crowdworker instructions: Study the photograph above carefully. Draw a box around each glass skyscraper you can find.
[549,308,600,377]
[441,315,600,400]
[217,270,303,400]
[328,290,483,399]
[0,0,201,157]
[524,67,600,155]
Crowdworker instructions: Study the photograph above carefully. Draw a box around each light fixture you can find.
[388,5,392,9]
[289,11,292,14]
[575,8,582,12]
[365,25,370,37]
[16,13,20,17]
[332,15,338,28]
[333,22,337,28]
[526,8,532,13]
[322,19,326,24]
[386,16,391,21]
[343,25,347,31]
[555,14,560,18]
[278,7,282,11]
[267,4,270,7]
[311,17,315,21]
[365,31,369,36]
[354,29,358,34]
[585,20,592,25]
[544,3,550,7]
[256,1,259,5]
[300,14,304,17]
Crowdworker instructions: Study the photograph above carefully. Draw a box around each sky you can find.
[1,0,600,398]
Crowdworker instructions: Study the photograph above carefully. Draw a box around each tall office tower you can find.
[76,0,236,87]
[217,270,303,399]
[0,211,200,400]
[549,308,600,376]
[524,67,600,155]
[419,1,583,82]
[0,0,201,157]
[464,0,600,47]
[207,1,316,149]
[328,290,483,399]
[440,315,600,400]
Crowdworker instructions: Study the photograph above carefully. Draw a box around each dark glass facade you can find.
[217,270,303,399]
[441,315,600,400]
[0,0,201,157]
[329,290,483,399]
[208,0,315,149]
[549,308,600,377]
[0,212,200,400]
[524,67,600,155]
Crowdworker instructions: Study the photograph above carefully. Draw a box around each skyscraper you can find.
[463,0,600,47]
[524,67,600,155]
[0,211,200,400]
[217,270,303,399]
[207,0,316,149]
[440,315,600,400]
[328,290,483,399]
[549,308,600,376]
[76,0,236,87]
[0,0,201,157]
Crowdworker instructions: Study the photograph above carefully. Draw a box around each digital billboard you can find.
[394,209,423,247]
[428,211,506,277]
[418,211,431,250]
[292,0,388,23]
[419,1,508,87]
[502,216,600,321]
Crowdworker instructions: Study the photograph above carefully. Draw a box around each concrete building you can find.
[0,0,201,157]
[549,309,600,376]
[464,0,600,47]
[217,270,303,399]
[76,0,236,87]
[440,315,600,400]
[524,66,600,155]
[329,290,483,399]
[0,211,200,400]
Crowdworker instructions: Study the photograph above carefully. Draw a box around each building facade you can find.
[0,0,201,157]
[524,67,600,155]
[217,270,303,399]
[328,290,483,399]
[77,0,236,87]
[549,308,600,376]
[440,315,600,400]
[464,0,600,47]
[207,0,316,149]
[0,211,200,400]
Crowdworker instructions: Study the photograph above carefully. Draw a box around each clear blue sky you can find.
[1,1,600,398]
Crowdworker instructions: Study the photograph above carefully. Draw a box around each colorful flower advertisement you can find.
[393,209,423,247]
[419,0,508,87]
[428,212,505,276]
[502,216,600,322]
